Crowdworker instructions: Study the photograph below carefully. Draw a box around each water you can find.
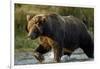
[14,48,92,65]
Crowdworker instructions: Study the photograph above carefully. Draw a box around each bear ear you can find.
[26,15,34,21]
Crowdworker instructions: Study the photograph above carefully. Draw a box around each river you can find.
[14,48,93,65]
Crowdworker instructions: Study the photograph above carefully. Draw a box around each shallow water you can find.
[14,48,92,65]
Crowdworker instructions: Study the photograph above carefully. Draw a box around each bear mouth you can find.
[30,36,37,39]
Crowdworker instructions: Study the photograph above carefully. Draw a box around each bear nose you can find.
[27,32,37,40]
[27,33,33,40]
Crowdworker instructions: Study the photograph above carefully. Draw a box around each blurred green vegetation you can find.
[15,3,94,50]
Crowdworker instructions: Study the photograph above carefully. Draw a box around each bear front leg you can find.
[53,46,62,63]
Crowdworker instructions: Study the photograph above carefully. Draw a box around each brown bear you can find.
[26,13,94,63]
